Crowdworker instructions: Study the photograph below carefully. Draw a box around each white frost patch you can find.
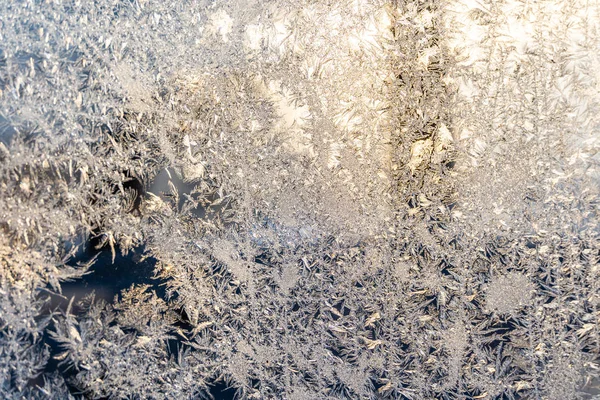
[496,16,536,55]
[457,76,478,101]
[333,99,364,133]
[207,10,233,43]
[327,141,345,169]
[408,139,433,173]
[261,79,313,155]
[348,8,393,53]
[418,46,439,69]
[244,23,263,50]
[267,81,311,129]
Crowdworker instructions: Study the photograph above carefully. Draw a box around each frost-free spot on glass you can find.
[28,329,81,395]
[208,380,237,400]
[149,167,228,218]
[0,114,16,145]
[59,244,162,306]
[32,241,168,395]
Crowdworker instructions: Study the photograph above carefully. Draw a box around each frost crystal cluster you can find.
[1,0,599,399]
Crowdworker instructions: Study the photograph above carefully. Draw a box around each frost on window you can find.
[1,0,599,399]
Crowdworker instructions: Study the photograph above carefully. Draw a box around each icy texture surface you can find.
[1,0,599,399]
